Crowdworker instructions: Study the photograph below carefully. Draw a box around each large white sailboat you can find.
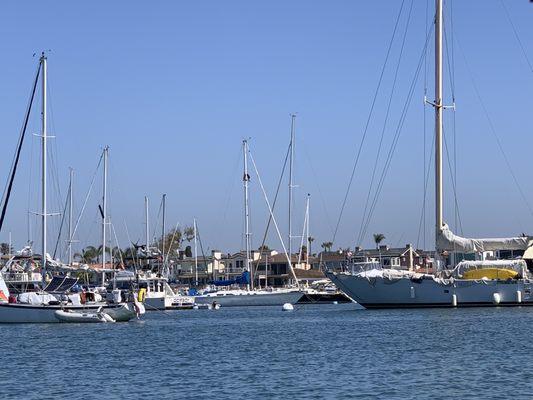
[194,139,304,307]
[327,0,533,308]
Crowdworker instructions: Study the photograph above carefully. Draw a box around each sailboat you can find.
[116,196,195,311]
[194,139,303,307]
[327,0,533,308]
[0,54,141,322]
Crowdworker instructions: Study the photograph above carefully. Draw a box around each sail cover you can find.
[437,224,533,253]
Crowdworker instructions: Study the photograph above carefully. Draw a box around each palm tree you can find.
[373,233,385,267]
[74,246,99,264]
[321,241,333,252]
[111,246,123,263]
[307,236,314,256]
[373,234,385,250]
[97,245,111,263]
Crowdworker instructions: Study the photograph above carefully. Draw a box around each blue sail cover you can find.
[211,271,250,286]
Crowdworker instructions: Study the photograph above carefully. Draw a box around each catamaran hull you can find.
[194,291,304,307]
[0,303,137,323]
[327,272,533,308]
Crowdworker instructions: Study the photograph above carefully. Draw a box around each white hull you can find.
[327,271,533,308]
[195,290,304,307]
[144,295,195,311]
[0,302,137,323]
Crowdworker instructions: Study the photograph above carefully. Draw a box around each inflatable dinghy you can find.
[54,308,115,323]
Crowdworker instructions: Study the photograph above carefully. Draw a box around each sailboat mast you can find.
[102,146,109,283]
[145,196,149,268]
[194,218,198,286]
[68,168,74,265]
[306,193,310,263]
[435,0,443,245]
[162,194,166,258]
[243,140,252,290]
[288,114,296,266]
[40,53,48,284]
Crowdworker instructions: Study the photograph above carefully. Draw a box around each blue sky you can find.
[1,1,533,257]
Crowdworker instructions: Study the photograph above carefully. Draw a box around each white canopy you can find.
[437,224,533,254]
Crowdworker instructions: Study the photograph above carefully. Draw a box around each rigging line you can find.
[124,220,139,269]
[416,133,435,249]
[164,221,180,264]
[499,0,533,74]
[356,0,414,246]
[152,195,163,245]
[423,0,429,249]
[251,141,291,273]
[359,22,434,246]
[0,62,41,234]
[27,136,35,244]
[331,0,407,244]
[456,38,533,219]
[71,152,104,240]
[220,145,242,236]
[442,126,464,235]
[444,1,459,235]
[111,223,124,266]
[248,148,300,287]
[52,179,70,259]
[301,140,333,236]
[195,221,209,280]
[443,22,456,101]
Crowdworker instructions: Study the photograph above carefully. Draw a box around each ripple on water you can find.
[1,304,533,399]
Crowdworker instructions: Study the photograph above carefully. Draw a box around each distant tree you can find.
[156,228,183,257]
[74,246,99,264]
[373,234,385,250]
[0,243,13,255]
[121,246,137,259]
[97,245,111,263]
[258,244,271,252]
[183,226,195,243]
[111,246,123,262]
[321,241,333,252]
[184,245,193,258]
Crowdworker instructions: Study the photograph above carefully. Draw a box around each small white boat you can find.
[54,308,115,323]
[194,288,303,307]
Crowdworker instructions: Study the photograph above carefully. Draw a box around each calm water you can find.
[1,303,533,399]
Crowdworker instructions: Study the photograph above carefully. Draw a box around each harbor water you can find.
[1,303,533,399]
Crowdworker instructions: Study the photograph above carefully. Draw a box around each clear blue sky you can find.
[1,1,533,257]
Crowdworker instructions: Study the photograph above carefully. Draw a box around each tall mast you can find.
[40,53,48,285]
[435,0,443,247]
[67,168,74,265]
[243,140,252,290]
[288,114,296,266]
[101,146,109,284]
[194,218,198,286]
[161,194,166,258]
[145,196,149,268]
[306,193,310,263]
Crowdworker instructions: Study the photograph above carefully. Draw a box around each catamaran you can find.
[327,0,533,308]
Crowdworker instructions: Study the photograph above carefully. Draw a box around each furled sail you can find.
[436,224,533,253]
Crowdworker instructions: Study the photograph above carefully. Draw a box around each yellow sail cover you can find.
[462,268,519,280]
